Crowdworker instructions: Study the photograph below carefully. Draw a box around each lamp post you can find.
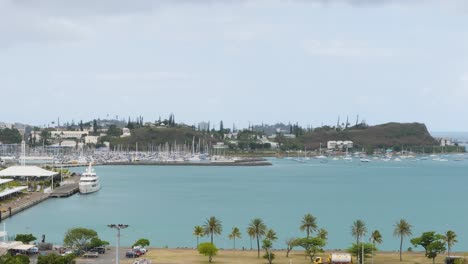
[369,237,374,264]
[108,224,129,264]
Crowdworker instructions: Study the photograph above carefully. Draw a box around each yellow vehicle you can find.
[314,253,353,264]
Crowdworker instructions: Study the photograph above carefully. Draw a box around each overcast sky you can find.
[1,0,467,131]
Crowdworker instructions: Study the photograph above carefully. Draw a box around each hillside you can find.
[108,126,218,151]
[299,122,438,151]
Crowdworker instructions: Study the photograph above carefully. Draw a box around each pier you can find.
[49,183,79,198]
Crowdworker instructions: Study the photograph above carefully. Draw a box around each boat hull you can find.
[79,184,101,194]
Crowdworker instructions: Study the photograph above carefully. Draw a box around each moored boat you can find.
[79,163,101,194]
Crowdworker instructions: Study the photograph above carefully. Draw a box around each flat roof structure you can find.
[0,166,57,177]
[0,179,13,185]
[0,186,27,199]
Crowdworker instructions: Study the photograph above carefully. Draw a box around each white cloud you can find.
[303,40,393,58]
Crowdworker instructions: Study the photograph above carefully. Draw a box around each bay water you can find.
[4,157,468,251]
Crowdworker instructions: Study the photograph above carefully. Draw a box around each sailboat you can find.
[316,143,327,159]
[343,146,352,162]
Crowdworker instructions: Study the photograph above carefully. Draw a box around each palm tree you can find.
[247,226,256,250]
[371,230,383,248]
[318,228,328,240]
[444,230,458,256]
[393,219,412,262]
[228,227,242,249]
[265,229,277,241]
[193,226,204,247]
[247,218,267,258]
[203,216,222,244]
[300,213,318,238]
[351,220,367,264]
[351,220,367,245]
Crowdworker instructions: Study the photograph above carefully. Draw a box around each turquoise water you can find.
[4,157,468,251]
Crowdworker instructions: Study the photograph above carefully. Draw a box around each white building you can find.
[85,136,99,144]
[51,130,89,139]
[121,128,131,137]
[327,140,353,150]
[440,138,454,146]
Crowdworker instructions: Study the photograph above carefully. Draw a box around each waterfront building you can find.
[327,140,353,150]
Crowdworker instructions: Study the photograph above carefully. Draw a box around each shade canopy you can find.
[12,244,36,250]
[0,166,57,177]
[0,186,27,199]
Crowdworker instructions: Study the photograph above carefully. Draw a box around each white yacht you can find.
[79,163,101,194]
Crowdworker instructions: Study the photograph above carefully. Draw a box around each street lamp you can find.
[369,237,374,264]
[108,224,129,264]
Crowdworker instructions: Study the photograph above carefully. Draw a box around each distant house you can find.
[50,130,89,139]
[121,128,131,137]
[440,138,455,146]
[327,140,353,150]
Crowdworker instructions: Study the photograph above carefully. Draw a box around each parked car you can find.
[133,246,147,254]
[27,247,39,254]
[126,251,139,258]
[89,247,106,254]
[83,251,99,258]
[133,249,144,256]
[61,250,74,256]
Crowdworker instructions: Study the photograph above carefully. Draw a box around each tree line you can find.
[193,215,458,264]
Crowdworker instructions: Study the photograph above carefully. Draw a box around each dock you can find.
[49,183,79,198]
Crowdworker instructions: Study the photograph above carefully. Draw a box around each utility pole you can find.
[108,224,129,264]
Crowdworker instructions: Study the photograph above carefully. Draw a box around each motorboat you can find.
[79,163,101,194]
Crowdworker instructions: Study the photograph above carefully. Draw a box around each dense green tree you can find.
[228,227,241,249]
[347,243,377,264]
[63,227,98,252]
[300,213,318,238]
[132,238,150,247]
[15,234,37,244]
[411,232,446,264]
[295,237,326,263]
[203,216,222,244]
[0,254,30,264]
[198,242,218,263]
[0,128,22,144]
[106,125,123,137]
[248,218,267,258]
[88,237,109,249]
[193,226,204,248]
[394,219,412,261]
[37,253,75,264]
[444,230,458,256]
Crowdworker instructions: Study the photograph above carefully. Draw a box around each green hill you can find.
[298,122,438,151]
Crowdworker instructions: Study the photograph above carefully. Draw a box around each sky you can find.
[1,0,468,131]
